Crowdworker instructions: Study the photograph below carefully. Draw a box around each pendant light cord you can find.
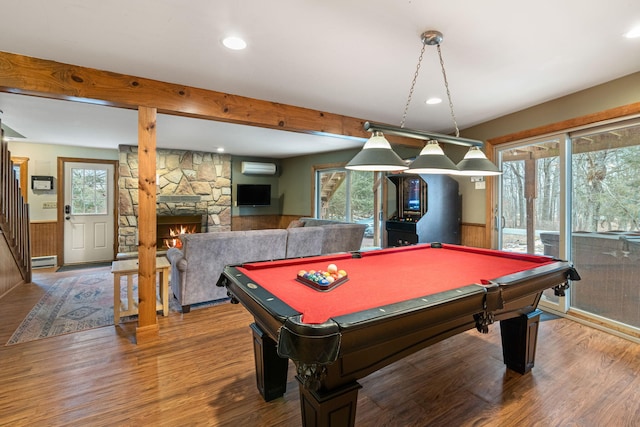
[400,43,426,129]
[437,44,460,138]
[399,37,460,139]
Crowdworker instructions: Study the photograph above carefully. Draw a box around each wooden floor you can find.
[1,269,639,426]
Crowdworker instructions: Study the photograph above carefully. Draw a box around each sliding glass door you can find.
[497,119,640,332]
[570,122,640,328]
[497,136,566,311]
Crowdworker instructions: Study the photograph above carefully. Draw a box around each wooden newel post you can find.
[137,106,159,339]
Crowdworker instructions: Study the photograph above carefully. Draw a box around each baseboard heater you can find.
[31,255,57,269]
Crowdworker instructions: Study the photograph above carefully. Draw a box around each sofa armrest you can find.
[166,247,185,269]
[166,247,187,303]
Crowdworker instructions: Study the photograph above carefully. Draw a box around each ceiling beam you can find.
[0,51,423,149]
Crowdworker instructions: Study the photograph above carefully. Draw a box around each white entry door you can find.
[63,161,115,264]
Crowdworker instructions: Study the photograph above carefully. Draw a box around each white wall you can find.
[7,141,118,221]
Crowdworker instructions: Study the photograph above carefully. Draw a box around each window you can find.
[71,167,108,215]
[315,168,378,248]
[499,138,561,255]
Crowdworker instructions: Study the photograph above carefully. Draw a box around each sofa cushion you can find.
[171,229,288,306]
[286,226,324,258]
[299,218,343,227]
[320,223,366,254]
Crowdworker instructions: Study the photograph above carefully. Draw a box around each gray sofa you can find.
[166,219,365,312]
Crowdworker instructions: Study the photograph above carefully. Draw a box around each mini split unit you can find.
[241,161,277,175]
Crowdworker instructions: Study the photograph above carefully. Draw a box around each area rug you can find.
[56,261,113,272]
[6,270,228,345]
[6,270,116,345]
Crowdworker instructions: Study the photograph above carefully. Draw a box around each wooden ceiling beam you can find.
[0,51,424,149]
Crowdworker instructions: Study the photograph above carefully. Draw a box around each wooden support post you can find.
[136,106,159,339]
[524,157,536,253]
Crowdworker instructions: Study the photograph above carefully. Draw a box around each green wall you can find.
[230,156,283,216]
[458,71,640,224]
[10,72,640,226]
[279,71,640,223]
[279,148,358,216]
[279,145,424,217]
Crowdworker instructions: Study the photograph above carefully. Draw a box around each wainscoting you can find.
[231,214,301,231]
[30,220,58,258]
[461,222,487,248]
[0,232,23,297]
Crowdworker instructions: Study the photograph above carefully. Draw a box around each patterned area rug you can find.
[6,270,117,345]
[6,270,228,345]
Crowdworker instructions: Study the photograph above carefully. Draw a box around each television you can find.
[236,184,271,206]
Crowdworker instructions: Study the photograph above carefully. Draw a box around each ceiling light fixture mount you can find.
[347,30,501,176]
[421,30,444,46]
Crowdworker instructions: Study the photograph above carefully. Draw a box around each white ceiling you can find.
[1,0,639,158]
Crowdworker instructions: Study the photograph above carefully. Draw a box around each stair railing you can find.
[0,120,31,282]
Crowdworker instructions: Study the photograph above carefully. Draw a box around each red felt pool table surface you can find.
[238,244,555,324]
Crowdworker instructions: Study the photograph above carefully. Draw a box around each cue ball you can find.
[327,264,338,273]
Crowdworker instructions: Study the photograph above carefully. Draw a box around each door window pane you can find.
[71,167,109,215]
[500,139,561,256]
[500,140,562,306]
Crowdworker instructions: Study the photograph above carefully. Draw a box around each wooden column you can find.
[524,157,536,253]
[136,106,158,340]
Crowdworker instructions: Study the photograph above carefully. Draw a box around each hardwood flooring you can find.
[1,268,639,426]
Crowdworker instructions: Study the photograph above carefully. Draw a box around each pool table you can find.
[218,243,579,427]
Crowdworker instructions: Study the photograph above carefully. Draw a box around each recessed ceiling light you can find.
[426,97,442,105]
[222,36,247,50]
[216,147,225,153]
[624,25,640,38]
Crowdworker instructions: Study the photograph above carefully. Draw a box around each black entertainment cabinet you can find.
[385,174,462,247]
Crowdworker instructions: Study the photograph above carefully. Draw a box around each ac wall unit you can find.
[241,161,277,175]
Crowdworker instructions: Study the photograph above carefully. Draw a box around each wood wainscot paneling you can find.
[0,231,24,297]
[30,220,58,257]
[232,215,302,231]
[277,215,303,229]
[461,223,487,248]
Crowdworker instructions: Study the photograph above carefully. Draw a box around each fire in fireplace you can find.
[157,215,203,250]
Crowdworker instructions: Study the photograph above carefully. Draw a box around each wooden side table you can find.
[111,256,171,323]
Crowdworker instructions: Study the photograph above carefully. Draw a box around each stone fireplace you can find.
[157,214,204,250]
[118,146,231,254]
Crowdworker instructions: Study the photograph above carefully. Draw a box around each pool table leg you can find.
[250,323,289,401]
[499,308,542,374]
[297,378,361,427]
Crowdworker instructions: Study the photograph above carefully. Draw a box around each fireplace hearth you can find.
[157,215,204,250]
